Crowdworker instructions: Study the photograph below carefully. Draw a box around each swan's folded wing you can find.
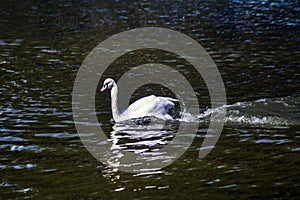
[125,95,177,118]
[126,95,157,114]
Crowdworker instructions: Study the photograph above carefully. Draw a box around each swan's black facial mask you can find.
[100,84,108,92]
[101,83,111,92]
[101,81,113,92]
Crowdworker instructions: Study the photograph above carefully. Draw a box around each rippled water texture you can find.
[1,0,299,199]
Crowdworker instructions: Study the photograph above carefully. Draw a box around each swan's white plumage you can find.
[101,78,177,122]
[124,95,177,120]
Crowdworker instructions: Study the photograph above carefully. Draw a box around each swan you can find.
[100,78,178,122]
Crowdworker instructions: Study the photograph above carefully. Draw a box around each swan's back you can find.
[123,95,177,120]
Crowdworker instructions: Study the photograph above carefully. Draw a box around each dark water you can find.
[1,0,299,199]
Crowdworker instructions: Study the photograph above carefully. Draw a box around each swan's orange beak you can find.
[100,84,107,92]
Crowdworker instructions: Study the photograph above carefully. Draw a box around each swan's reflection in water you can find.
[105,119,180,173]
[110,123,176,150]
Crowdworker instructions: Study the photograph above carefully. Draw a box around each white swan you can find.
[100,78,178,122]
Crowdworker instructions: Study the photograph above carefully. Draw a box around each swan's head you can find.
[100,78,116,92]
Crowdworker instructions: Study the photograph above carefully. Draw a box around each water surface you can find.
[0,0,299,199]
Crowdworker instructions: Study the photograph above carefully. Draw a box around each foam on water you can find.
[179,96,299,126]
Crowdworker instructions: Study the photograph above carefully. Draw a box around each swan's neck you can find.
[110,85,121,122]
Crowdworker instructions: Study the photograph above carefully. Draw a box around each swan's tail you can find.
[162,97,179,102]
